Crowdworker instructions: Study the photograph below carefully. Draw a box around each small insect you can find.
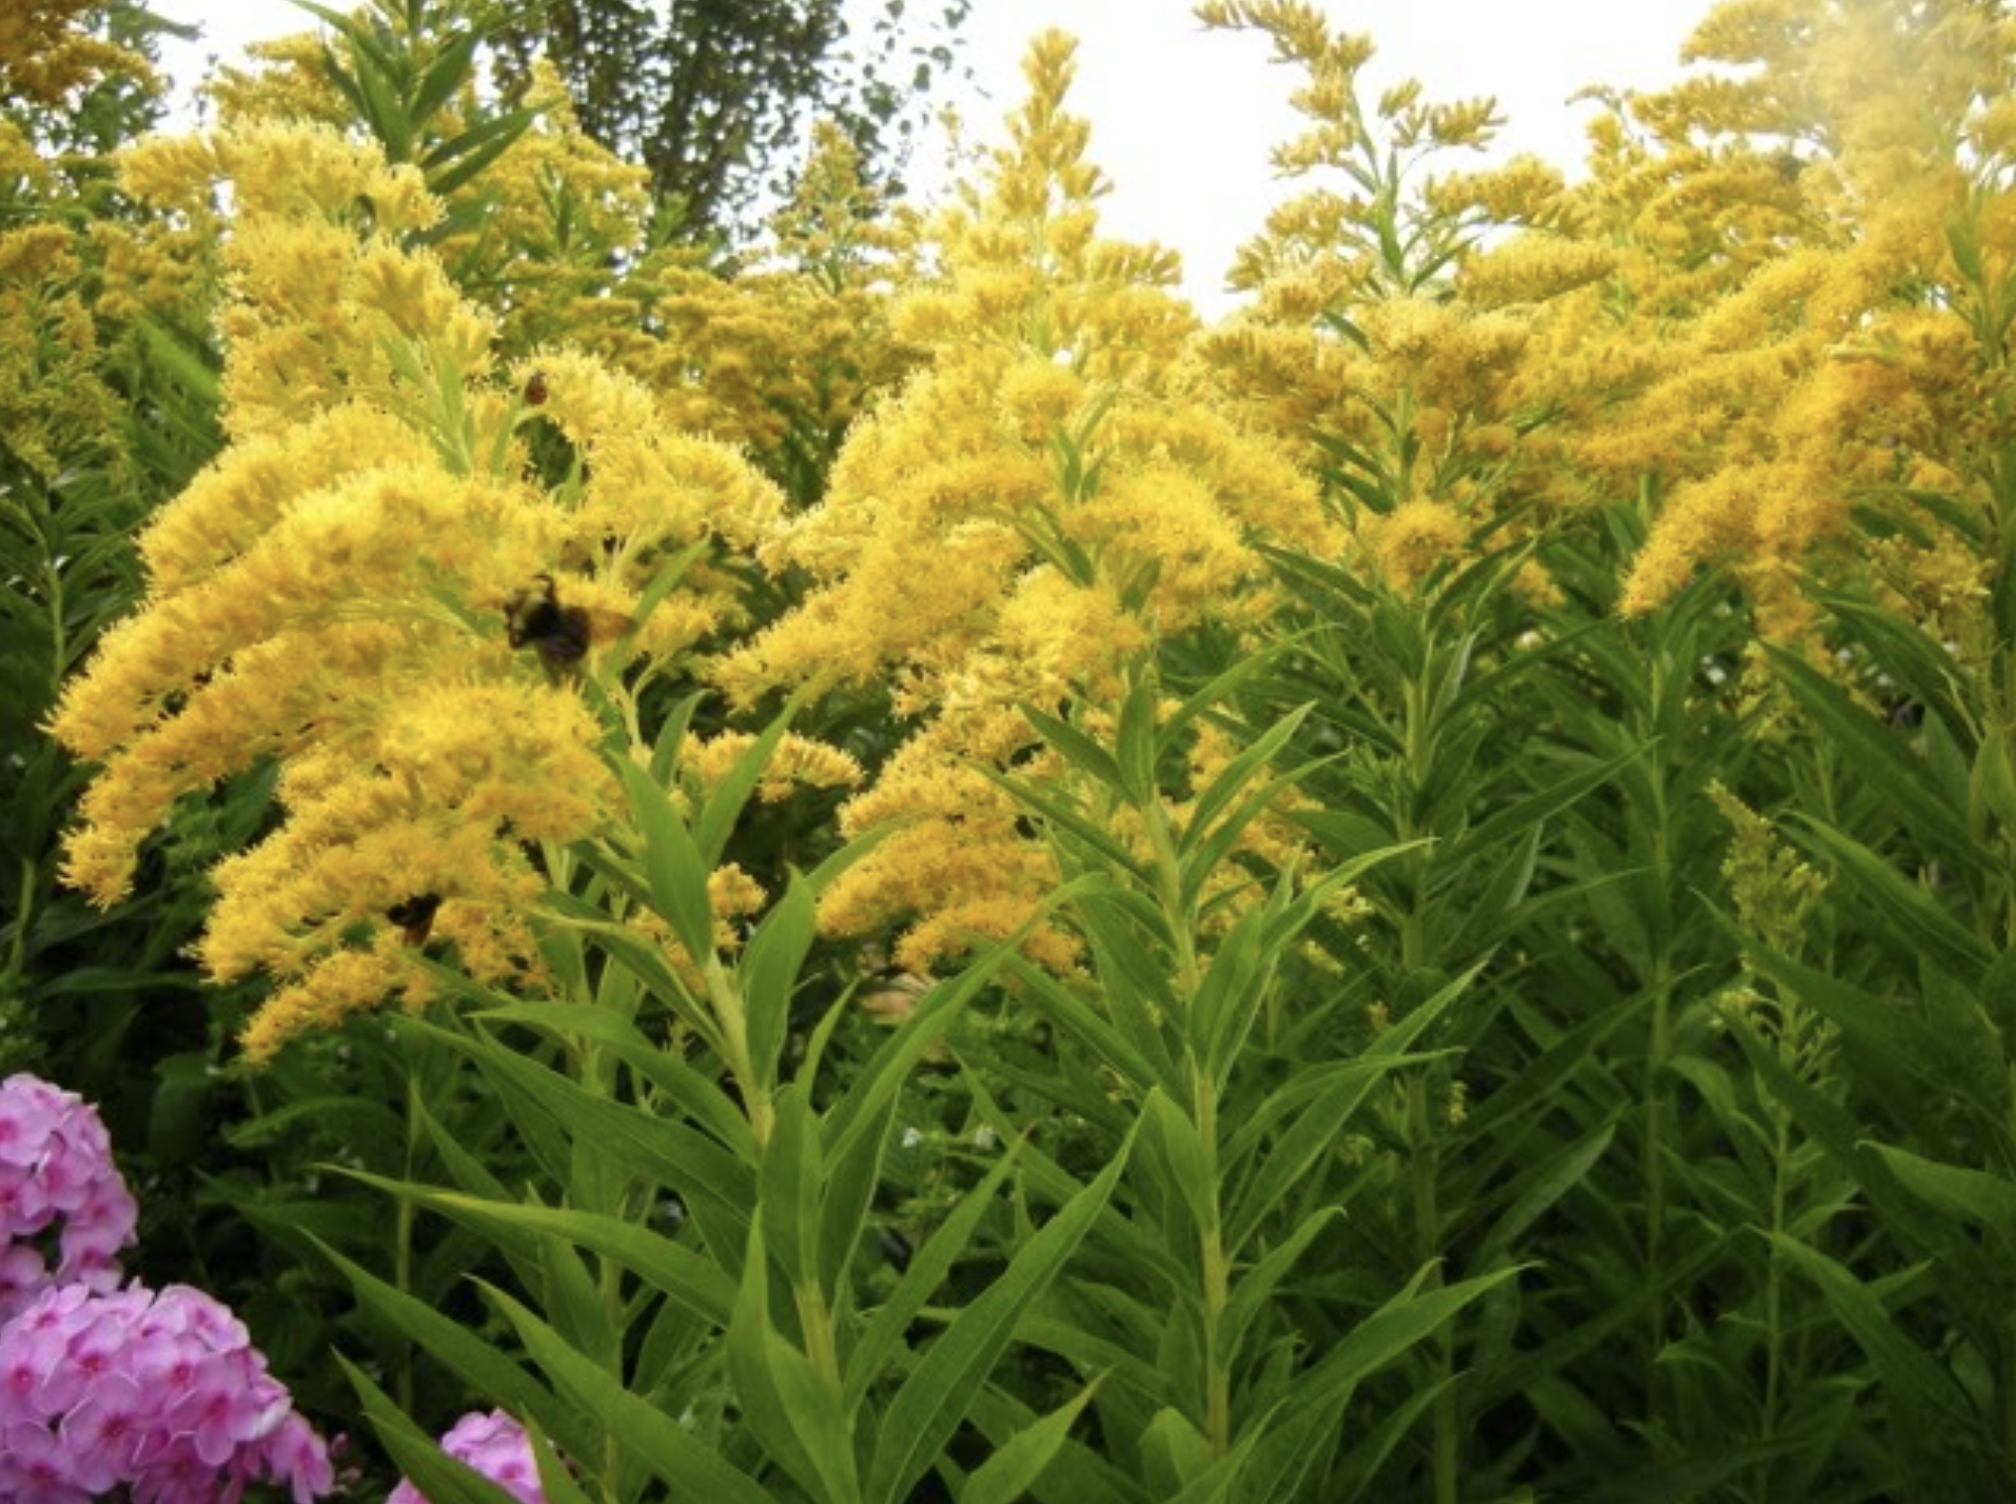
[386,893,442,947]
[503,573,634,669]
[523,370,549,405]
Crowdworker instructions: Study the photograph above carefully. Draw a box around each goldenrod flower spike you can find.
[53,122,783,1061]
[714,32,1329,970]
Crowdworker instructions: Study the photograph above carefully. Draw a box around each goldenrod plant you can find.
[16,0,2016,1499]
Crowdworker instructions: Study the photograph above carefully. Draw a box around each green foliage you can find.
[20,5,2016,1502]
[486,0,973,239]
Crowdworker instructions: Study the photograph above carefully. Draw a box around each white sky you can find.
[150,0,1716,313]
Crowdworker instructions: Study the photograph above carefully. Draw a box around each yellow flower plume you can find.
[52,123,784,1061]
[714,32,1328,970]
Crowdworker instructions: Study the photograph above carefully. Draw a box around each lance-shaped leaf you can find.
[728,1222,862,1504]
[486,1283,778,1504]
[337,1355,530,1504]
[865,1127,1138,1504]
[963,1377,1109,1504]
[616,754,715,967]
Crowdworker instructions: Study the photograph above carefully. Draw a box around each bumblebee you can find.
[386,893,442,947]
[503,573,634,668]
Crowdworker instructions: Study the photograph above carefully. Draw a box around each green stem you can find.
[396,1073,420,1416]
[1193,1060,1232,1457]
[797,1284,843,1393]
[704,955,773,1148]
[1641,655,1676,1426]
[43,558,66,696]
[1761,1112,1789,1464]
[1409,1074,1456,1504]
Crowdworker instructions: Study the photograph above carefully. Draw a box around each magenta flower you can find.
[389,1409,549,1504]
[0,1073,138,1322]
[0,1281,333,1504]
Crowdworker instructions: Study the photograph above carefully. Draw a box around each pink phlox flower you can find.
[0,1074,138,1322]
[167,1354,281,1467]
[0,1075,69,1167]
[130,1445,219,1504]
[0,1418,91,1504]
[0,1280,333,1502]
[59,1370,156,1492]
[254,1412,339,1504]
[389,1409,549,1504]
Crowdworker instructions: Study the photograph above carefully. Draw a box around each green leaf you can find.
[510,902,724,1057]
[1767,1234,2002,1498]
[411,1021,755,1232]
[966,1383,1144,1504]
[1022,703,1128,792]
[1180,750,1336,915]
[740,868,816,1094]
[337,1175,736,1326]
[1116,667,1162,805]
[1817,595,1975,754]
[1441,747,1639,873]
[1868,1144,2016,1246]
[1734,916,1981,1088]
[1162,640,1295,752]
[650,689,709,784]
[1581,1426,1845,1504]
[1309,1374,1457,1504]
[522,1414,599,1504]
[1792,814,1993,980]
[1291,1262,1519,1422]
[615,756,715,967]
[1144,1090,1215,1240]
[409,28,481,127]
[1219,1207,1340,1366]
[825,882,1100,1167]
[425,108,540,197]
[758,1083,823,1292]
[1226,965,1478,1252]
[1002,952,1173,1099]
[817,1048,897,1301]
[1768,646,1977,871]
[1191,903,1270,1080]
[469,1000,754,1162]
[311,1235,582,1458]
[983,767,1151,880]
[844,1144,1024,1408]
[962,1377,1108,1504]
[336,1354,529,1504]
[696,690,805,868]
[486,1283,777,1504]
[865,1126,1137,1504]
[728,1223,862,1504]
[1143,1407,1217,1498]
[1468,1117,1617,1263]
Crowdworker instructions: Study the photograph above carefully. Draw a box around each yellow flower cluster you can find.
[1584,0,2016,635]
[52,122,784,1060]
[0,0,152,110]
[684,731,865,806]
[543,126,920,500]
[715,32,1330,970]
[0,210,126,486]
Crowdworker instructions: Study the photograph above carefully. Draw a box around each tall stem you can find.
[1642,677,1675,1424]
[1410,1074,1456,1504]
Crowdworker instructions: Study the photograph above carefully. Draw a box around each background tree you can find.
[486,0,971,240]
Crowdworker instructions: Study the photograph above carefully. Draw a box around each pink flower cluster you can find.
[389,1409,548,1504]
[0,1071,139,1322]
[0,1281,333,1503]
[0,1074,333,1504]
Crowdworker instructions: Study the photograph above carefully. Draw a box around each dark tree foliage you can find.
[489,0,970,239]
